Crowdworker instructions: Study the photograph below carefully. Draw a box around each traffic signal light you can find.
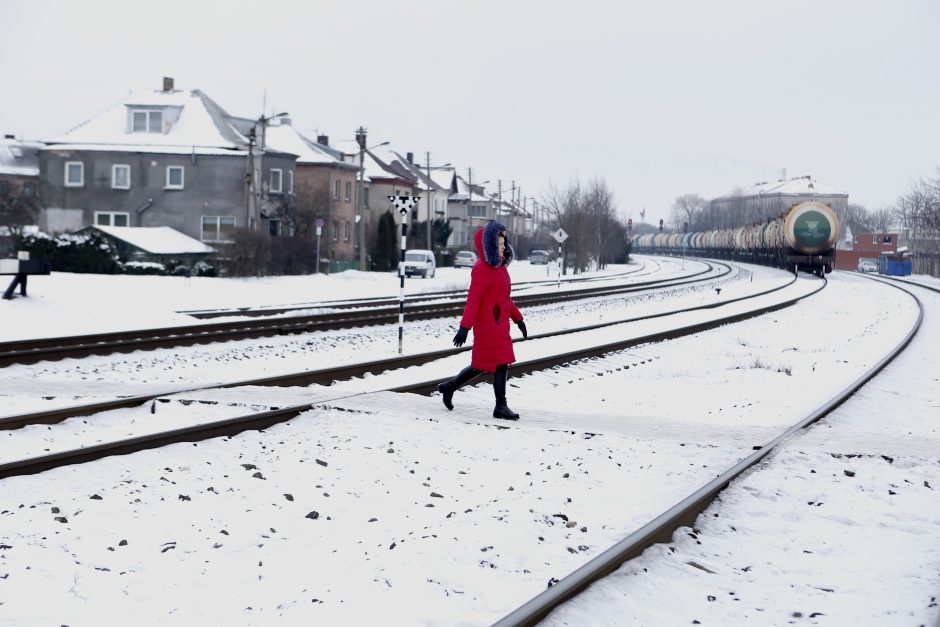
[659,218,664,232]
[627,218,633,230]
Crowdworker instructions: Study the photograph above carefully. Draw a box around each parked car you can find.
[857,258,878,273]
[529,249,551,264]
[403,249,436,278]
[454,250,477,268]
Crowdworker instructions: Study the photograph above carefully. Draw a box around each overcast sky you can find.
[2,0,938,225]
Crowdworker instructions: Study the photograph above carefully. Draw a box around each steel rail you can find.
[0,264,727,367]
[490,280,924,627]
[179,265,653,319]
[0,273,819,480]
[0,267,785,432]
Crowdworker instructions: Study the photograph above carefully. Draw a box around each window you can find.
[270,168,282,193]
[288,170,294,194]
[334,180,340,200]
[201,216,236,242]
[345,181,351,202]
[332,220,339,241]
[132,110,163,133]
[65,161,84,187]
[95,211,129,227]
[112,164,130,189]
[166,166,184,189]
[268,219,280,236]
[343,221,350,241]
[469,204,487,217]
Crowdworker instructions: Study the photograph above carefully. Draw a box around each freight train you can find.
[631,201,840,276]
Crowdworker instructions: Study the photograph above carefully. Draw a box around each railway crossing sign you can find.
[552,228,568,243]
[389,196,420,217]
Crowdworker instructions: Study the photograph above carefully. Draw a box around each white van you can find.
[403,249,436,278]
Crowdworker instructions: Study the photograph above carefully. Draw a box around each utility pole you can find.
[245,126,255,230]
[356,126,367,270]
[426,152,433,251]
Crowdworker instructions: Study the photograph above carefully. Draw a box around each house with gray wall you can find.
[39,77,296,244]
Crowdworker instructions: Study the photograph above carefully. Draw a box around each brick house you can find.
[834,226,899,271]
[261,125,359,263]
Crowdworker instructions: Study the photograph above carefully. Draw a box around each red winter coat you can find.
[460,225,523,373]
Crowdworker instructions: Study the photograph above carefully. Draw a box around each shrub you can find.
[15,231,122,274]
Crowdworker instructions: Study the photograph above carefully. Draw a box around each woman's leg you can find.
[437,365,483,410]
[492,364,519,420]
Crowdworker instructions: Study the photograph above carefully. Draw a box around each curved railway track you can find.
[0,269,820,479]
[492,278,925,627]
[0,261,727,367]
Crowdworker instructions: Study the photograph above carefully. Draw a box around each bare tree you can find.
[869,206,897,236]
[0,179,41,235]
[541,177,622,273]
[276,181,334,241]
[670,193,707,232]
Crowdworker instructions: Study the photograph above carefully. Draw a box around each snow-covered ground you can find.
[0,262,938,626]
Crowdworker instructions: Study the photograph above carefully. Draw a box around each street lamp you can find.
[354,126,389,270]
[424,154,452,251]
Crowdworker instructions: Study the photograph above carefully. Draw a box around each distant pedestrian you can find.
[183,265,192,287]
[437,221,528,419]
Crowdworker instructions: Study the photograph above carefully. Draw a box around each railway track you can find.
[0,270,818,479]
[0,261,726,367]
[492,278,925,626]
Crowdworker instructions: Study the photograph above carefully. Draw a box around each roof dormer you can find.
[125,104,183,134]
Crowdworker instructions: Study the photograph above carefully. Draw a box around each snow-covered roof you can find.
[388,151,454,193]
[333,140,415,184]
[715,175,847,200]
[89,225,215,254]
[44,88,249,156]
[0,137,42,176]
[452,175,490,202]
[262,124,353,167]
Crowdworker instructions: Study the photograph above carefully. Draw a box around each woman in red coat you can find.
[437,221,528,419]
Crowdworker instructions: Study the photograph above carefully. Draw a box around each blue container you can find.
[878,258,912,276]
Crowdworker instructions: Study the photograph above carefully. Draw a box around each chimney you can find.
[406,152,414,163]
[317,135,329,146]
[162,76,174,92]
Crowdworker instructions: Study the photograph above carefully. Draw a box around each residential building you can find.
[260,125,359,263]
[388,151,455,251]
[709,175,849,229]
[335,141,418,268]
[447,174,495,249]
[38,77,296,244]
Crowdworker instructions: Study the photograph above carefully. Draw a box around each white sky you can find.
[2,0,939,225]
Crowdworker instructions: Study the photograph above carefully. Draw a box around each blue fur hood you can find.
[473,221,514,268]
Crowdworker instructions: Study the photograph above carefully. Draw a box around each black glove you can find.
[453,327,470,347]
[516,320,528,339]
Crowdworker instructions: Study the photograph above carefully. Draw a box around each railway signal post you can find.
[389,196,420,354]
[552,227,568,289]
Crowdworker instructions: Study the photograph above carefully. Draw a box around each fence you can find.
[912,253,940,277]
[328,259,360,274]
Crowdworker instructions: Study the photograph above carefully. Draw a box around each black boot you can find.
[437,365,483,410]
[492,365,519,420]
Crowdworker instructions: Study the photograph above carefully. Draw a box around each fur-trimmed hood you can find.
[473,221,514,268]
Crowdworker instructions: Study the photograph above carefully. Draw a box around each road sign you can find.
[552,228,568,243]
[388,195,419,217]
[315,218,324,227]
[316,226,322,236]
